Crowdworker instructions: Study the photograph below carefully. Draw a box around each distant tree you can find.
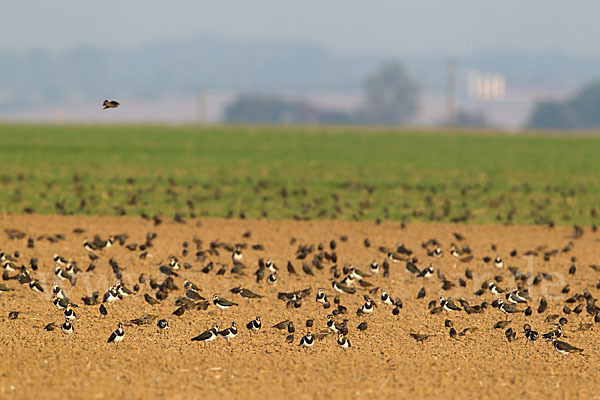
[527,81,600,130]
[527,101,576,130]
[455,110,488,128]
[224,94,352,124]
[359,61,420,125]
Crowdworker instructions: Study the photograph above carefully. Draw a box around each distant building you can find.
[467,71,506,101]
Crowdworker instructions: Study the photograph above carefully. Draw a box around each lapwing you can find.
[359,297,376,315]
[232,245,243,264]
[381,290,394,306]
[523,324,539,344]
[45,322,58,331]
[552,338,583,355]
[331,280,356,294]
[107,323,125,344]
[272,320,291,330]
[265,259,277,273]
[417,265,434,278]
[238,288,264,299]
[64,305,77,321]
[103,287,119,303]
[493,256,504,269]
[506,290,528,304]
[405,261,420,275]
[440,297,462,312]
[157,319,169,333]
[246,316,261,333]
[316,288,328,304]
[369,261,380,275]
[61,320,73,335]
[542,326,562,342]
[191,324,219,344]
[212,294,238,311]
[387,251,404,263]
[327,315,340,332]
[218,322,238,344]
[29,279,44,293]
[349,267,369,281]
[505,327,516,342]
[429,247,443,258]
[299,331,315,349]
[53,296,70,310]
[52,282,66,299]
[489,282,504,295]
[336,333,351,349]
[497,300,524,319]
[54,266,76,285]
[267,272,278,285]
[103,100,120,109]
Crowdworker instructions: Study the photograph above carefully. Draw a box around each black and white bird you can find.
[107,323,125,344]
[267,272,278,285]
[542,326,562,342]
[299,331,315,348]
[316,288,328,304]
[506,290,528,304]
[337,333,351,349]
[327,315,340,332]
[489,282,504,295]
[497,300,524,318]
[440,297,462,312]
[369,261,380,275]
[157,319,169,332]
[232,245,243,264]
[246,316,261,333]
[331,280,356,294]
[52,282,66,299]
[53,296,70,310]
[493,256,504,269]
[552,339,583,355]
[212,294,238,310]
[523,324,539,344]
[417,265,434,278]
[103,287,119,303]
[29,279,44,293]
[61,320,73,335]
[218,322,238,344]
[64,305,77,321]
[430,247,443,258]
[381,290,394,306]
[359,297,376,314]
[265,259,277,273]
[191,324,219,343]
[103,100,120,109]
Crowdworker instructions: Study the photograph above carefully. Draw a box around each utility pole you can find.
[445,58,456,126]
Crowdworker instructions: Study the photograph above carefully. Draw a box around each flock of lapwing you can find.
[1,222,598,357]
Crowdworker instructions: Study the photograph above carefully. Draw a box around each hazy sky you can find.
[2,1,599,55]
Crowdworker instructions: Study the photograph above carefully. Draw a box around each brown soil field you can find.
[0,215,599,400]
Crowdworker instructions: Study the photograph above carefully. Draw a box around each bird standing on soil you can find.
[191,324,219,344]
[213,294,238,311]
[108,323,125,344]
[218,322,238,344]
[337,334,351,349]
[552,339,583,355]
[61,320,73,335]
[246,316,261,333]
[299,332,315,349]
[157,319,169,336]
